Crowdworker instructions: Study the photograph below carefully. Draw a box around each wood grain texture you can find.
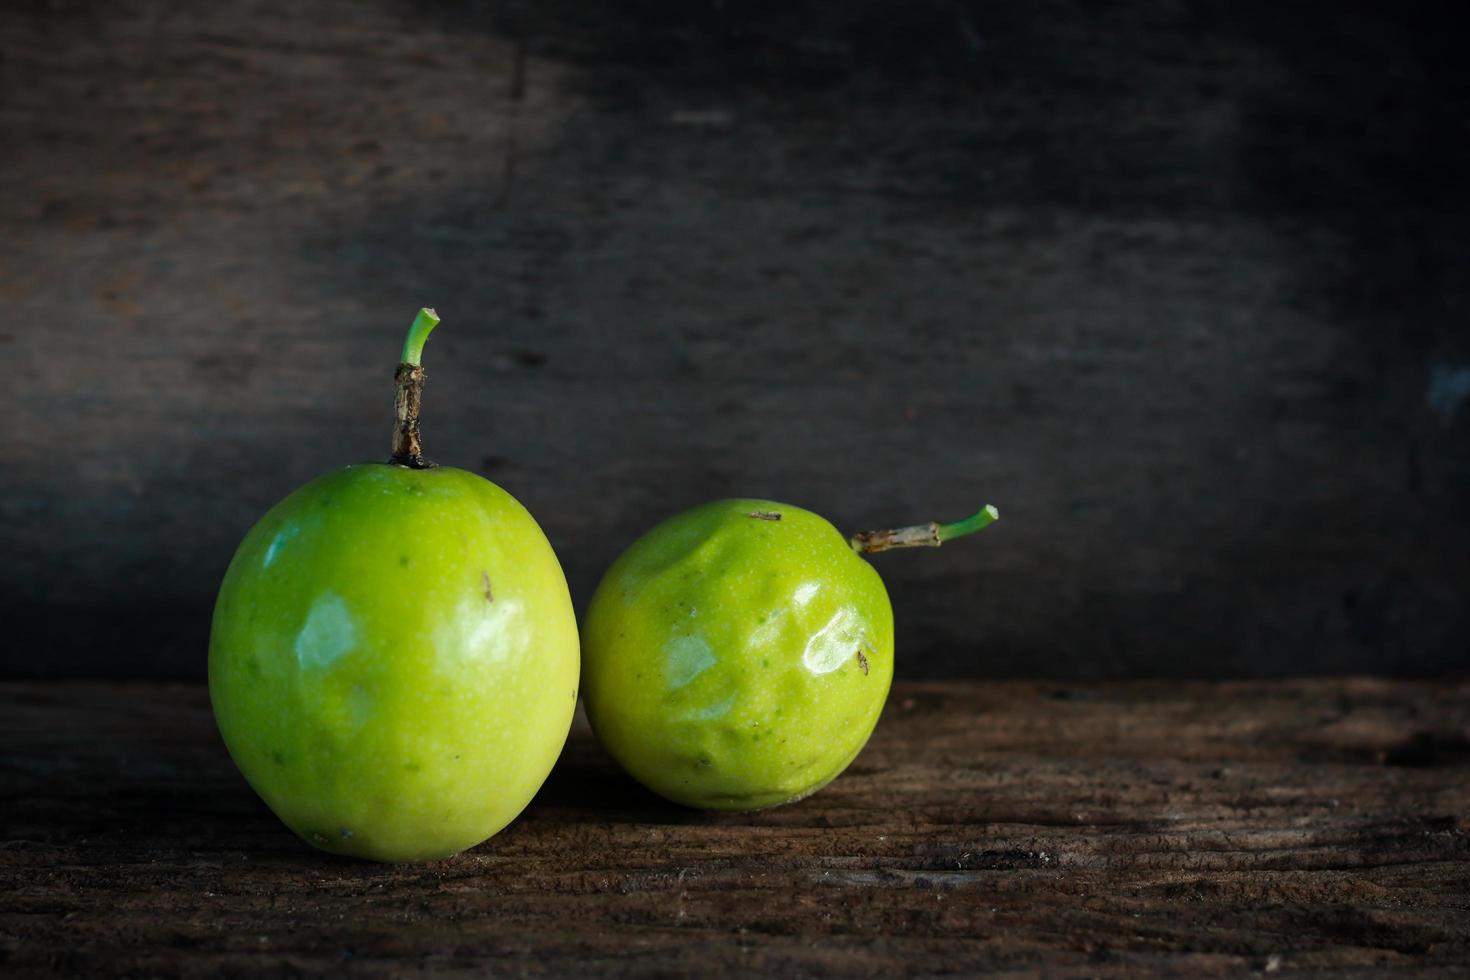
[2,680,1468,976]
[2,1,1469,679]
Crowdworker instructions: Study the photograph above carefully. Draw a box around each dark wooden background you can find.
[3,1,1468,680]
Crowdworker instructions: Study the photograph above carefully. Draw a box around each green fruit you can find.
[582,498,997,811]
[209,310,578,862]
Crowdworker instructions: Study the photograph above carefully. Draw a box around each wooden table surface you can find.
[3,680,1468,976]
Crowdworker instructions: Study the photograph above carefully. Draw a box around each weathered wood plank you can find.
[2,2,1469,680]
[2,680,1467,975]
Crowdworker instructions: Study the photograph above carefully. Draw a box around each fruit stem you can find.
[399,307,440,367]
[390,308,440,468]
[849,504,999,554]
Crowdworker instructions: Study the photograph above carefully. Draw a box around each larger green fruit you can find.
[582,498,996,811]
[209,310,578,862]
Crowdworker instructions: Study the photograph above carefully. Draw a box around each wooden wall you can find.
[3,1,1467,679]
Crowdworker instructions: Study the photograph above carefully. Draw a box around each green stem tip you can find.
[399,307,441,367]
[850,504,999,554]
[938,503,1000,543]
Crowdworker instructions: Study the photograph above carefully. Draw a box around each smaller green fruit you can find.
[581,498,997,811]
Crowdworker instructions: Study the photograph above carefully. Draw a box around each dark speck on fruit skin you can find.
[399,556,411,567]
[271,750,286,766]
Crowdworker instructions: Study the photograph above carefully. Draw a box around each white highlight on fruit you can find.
[262,525,299,568]
[688,691,737,721]
[793,581,820,607]
[462,598,523,664]
[802,607,863,675]
[295,592,357,670]
[747,608,786,649]
[665,634,716,689]
[436,596,525,669]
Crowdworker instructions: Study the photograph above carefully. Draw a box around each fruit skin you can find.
[209,463,578,862]
[582,498,894,811]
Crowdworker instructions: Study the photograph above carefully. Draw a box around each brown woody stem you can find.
[390,363,430,466]
[850,504,999,554]
[389,308,439,468]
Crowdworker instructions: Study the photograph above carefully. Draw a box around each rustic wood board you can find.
[2,679,1468,976]
[3,2,1470,681]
